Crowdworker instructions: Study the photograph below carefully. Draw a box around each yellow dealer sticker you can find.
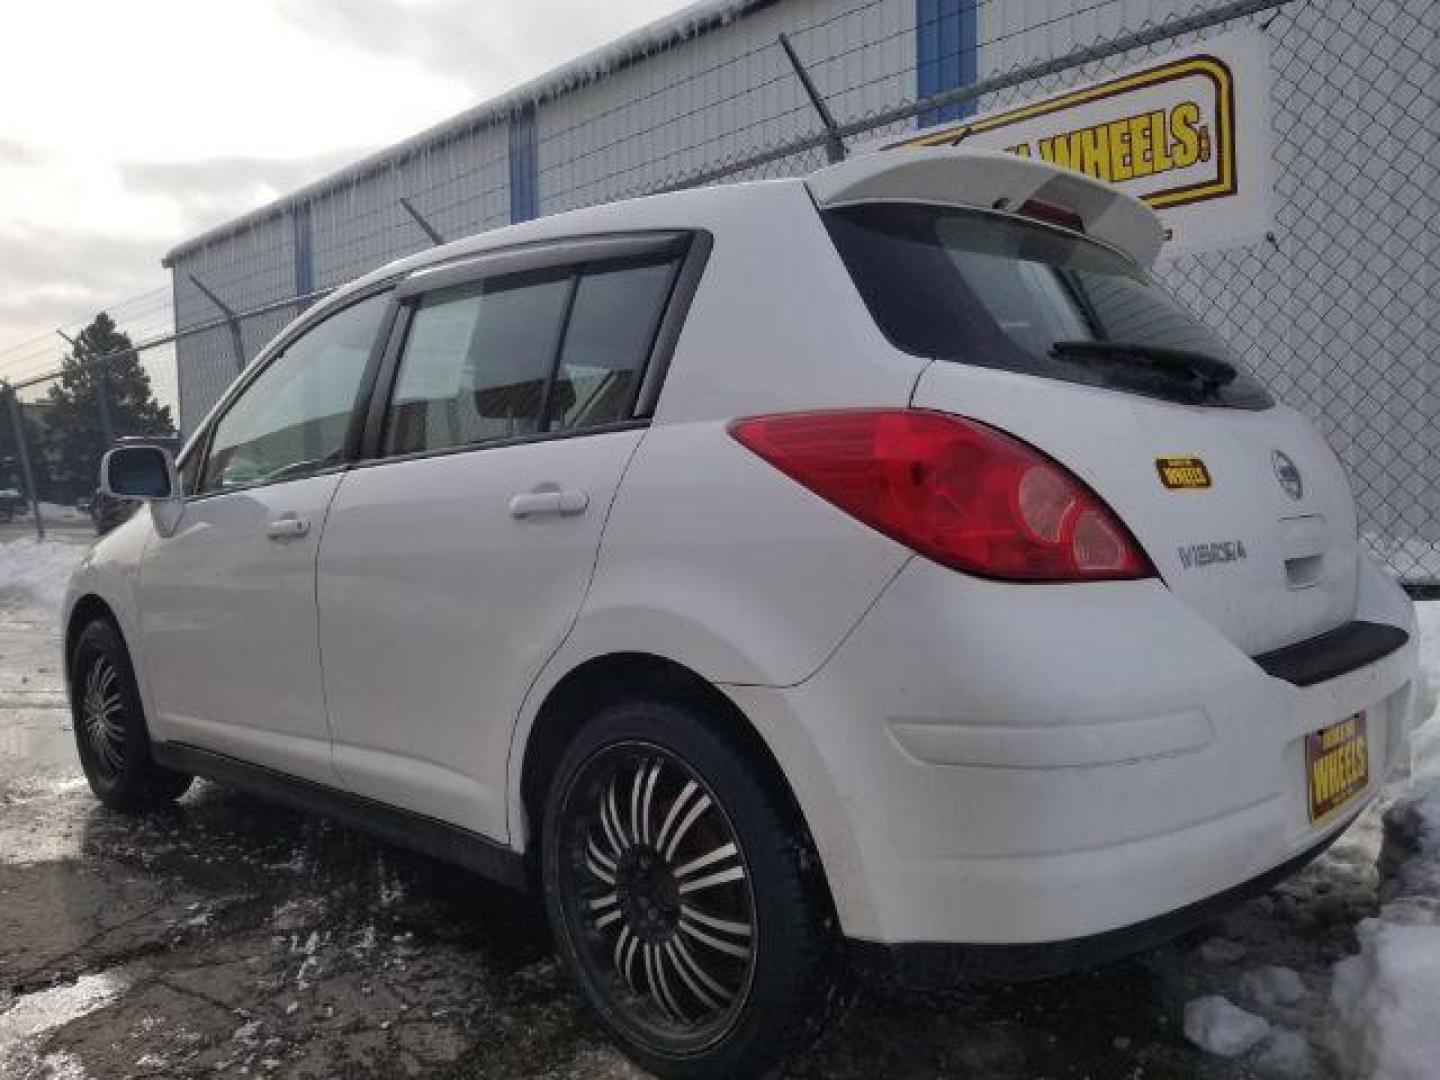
[1156,456,1212,490]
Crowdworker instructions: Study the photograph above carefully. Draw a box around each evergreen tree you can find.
[45,313,173,497]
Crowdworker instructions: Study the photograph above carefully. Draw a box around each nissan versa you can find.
[64,148,1419,1078]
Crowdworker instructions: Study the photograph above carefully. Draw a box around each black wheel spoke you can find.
[82,655,127,778]
[559,744,757,1041]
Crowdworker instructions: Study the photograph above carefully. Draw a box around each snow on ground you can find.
[1188,600,1440,1078]
[1411,602,1440,783]
[36,502,87,524]
[0,971,131,1075]
[0,537,86,615]
[1327,783,1440,1080]
[1183,995,1271,1057]
[5,535,1440,1077]
[0,538,86,613]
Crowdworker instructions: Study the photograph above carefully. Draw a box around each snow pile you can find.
[0,538,85,613]
[36,501,87,523]
[1254,1028,1317,1078]
[1329,906,1440,1078]
[1410,602,1440,781]
[1239,965,1308,1008]
[1326,779,1440,1078]
[1183,995,1270,1057]
[1198,936,1248,964]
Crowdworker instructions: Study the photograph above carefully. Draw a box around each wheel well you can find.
[520,653,815,871]
[64,594,120,685]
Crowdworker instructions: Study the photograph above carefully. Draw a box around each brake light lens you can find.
[729,410,1153,582]
[1017,198,1086,234]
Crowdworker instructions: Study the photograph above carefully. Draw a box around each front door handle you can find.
[508,488,589,518]
[266,514,311,541]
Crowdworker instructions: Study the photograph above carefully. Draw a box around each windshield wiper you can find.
[1049,340,1237,396]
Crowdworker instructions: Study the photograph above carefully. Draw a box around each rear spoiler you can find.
[806,148,1165,268]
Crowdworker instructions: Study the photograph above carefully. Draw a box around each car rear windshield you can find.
[824,202,1272,410]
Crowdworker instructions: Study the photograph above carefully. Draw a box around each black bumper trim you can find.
[848,826,1346,985]
[1253,619,1408,688]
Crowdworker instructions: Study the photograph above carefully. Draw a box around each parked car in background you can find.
[0,488,24,522]
[62,149,1419,1079]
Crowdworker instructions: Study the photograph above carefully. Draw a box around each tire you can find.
[69,619,193,811]
[541,698,840,1079]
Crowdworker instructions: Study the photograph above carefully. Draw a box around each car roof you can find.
[329,179,784,310]
[326,148,1163,314]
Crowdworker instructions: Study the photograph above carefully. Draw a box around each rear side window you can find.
[383,251,681,457]
[385,271,572,456]
[550,257,678,430]
[824,203,1271,409]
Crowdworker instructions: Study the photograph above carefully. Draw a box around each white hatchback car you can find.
[66,149,1418,1078]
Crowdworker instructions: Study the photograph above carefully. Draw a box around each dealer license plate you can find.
[1305,712,1369,824]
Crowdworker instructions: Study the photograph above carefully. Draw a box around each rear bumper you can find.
[847,826,1346,984]
[723,552,1420,948]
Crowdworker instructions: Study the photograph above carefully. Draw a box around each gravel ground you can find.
[0,574,1415,1079]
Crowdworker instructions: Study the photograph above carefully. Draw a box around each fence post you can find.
[4,387,45,542]
[399,197,445,245]
[188,274,248,373]
[778,32,847,164]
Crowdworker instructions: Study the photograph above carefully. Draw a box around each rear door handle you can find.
[508,489,589,518]
[266,514,310,541]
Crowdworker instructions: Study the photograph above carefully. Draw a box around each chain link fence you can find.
[1,0,1434,588]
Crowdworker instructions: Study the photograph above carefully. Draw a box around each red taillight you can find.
[729,410,1153,582]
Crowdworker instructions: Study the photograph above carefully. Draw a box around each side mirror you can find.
[100,445,178,501]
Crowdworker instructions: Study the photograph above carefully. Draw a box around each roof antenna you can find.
[778,33,846,164]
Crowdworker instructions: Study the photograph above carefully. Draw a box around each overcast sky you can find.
[0,0,683,391]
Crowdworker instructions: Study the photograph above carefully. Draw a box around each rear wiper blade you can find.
[1049,340,1237,394]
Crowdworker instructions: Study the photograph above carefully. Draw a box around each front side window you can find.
[199,292,388,494]
[383,250,681,457]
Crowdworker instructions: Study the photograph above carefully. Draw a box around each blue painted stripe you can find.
[291,202,313,300]
[509,104,539,224]
[917,0,978,127]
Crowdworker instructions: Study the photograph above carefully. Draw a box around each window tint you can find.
[384,271,572,456]
[383,250,682,456]
[200,292,387,494]
[825,203,1271,409]
[548,257,677,430]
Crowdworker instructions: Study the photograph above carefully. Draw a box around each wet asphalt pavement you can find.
[0,593,1388,1078]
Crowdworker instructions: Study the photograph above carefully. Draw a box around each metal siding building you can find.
[164,0,936,434]
[163,0,1437,580]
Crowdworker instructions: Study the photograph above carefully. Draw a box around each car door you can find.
[136,290,392,784]
[317,234,694,840]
